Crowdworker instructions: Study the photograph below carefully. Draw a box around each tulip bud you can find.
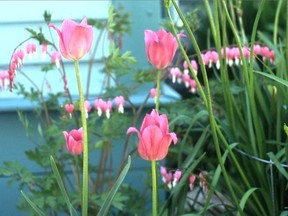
[49,18,94,61]
[127,109,177,161]
[63,127,83,155]
[144,29,179,69]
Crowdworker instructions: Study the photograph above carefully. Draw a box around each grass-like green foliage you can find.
[161,0,288,215]
[1,1,287,215]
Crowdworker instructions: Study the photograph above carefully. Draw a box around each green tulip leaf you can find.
[21,190,45,216]
[97,155,131,216]
[50,155,78,216]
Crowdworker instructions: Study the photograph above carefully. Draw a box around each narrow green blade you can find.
[50,155,78,216]
[21,190,45,216]
[97,155,131,216]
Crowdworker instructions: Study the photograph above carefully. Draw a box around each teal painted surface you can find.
[0,1,179,214]
[0,112,42,215]
[0,109,158,215]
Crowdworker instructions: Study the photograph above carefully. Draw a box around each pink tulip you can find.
[63,127,83,155]
[144,29,179,69]
[127,109,177,161]
[49,18,94,60]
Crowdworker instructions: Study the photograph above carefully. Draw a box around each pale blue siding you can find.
[0,1,180,214]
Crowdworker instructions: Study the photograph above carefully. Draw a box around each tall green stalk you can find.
[151,160,157,216]
[74,60,89,216]
[210,1,267,214]
[168,1,243,214]
[155,70,161,111]
[150,69,162,216]
[273,0,284,45]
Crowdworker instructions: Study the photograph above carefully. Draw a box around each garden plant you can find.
[0,0,288,215]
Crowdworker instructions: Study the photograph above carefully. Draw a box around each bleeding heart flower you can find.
[115,96,125,113]
[49,18,94,60]
[51,51,62,68]
[0,70,9,90]
[127,109,177,161]
[65,104,74,118]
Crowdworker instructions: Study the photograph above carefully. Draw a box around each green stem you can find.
[74,60,89,216]
[151,160,157,216]
[273,0,283,46]
[150,70,161,216]
[169,1,243,214]
[155,70,161,111]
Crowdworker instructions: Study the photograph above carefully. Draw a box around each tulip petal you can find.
[127,127,138,134]
[80,17,88,25]
[140,125,164,160]
[169,132,178,144]
[49,19,93,60]
[63,128,83,155]
[155,134,173,160]
[127,127,141,139]
[66,25,93,60]
[63,131,69,142]
[140,112,157,131]
[158,114,169,133]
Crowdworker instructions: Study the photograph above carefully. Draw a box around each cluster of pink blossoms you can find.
[6,42,62,90]
[64,96,125,119]
[168,44,276,94]
[160,166,208,193]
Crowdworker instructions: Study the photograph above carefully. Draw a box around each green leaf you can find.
[50,156,78,216]
[267,152,288,180]
[21,190,45,216]
[202,143,238,214]
[237,188,258,216]
[284,124,288,137]
[97,155,131,216]
[254,71,288,87]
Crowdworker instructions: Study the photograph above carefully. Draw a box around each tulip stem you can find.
[151,160,157,216]
[155,70,161,111]
[74,60,88,216]
[152,70,161,216]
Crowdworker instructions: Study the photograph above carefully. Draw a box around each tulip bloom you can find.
[144,29,179,69]
[127,109,177,161]
[49,18,93,60]
[63,127,83,155]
